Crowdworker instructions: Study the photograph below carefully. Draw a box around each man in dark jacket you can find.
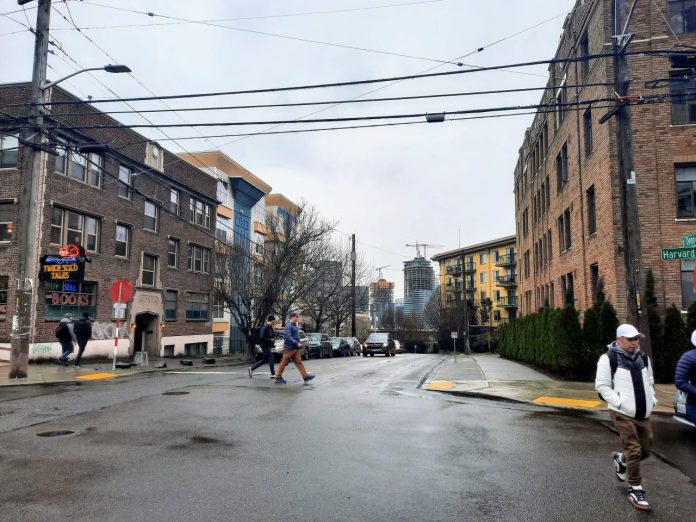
[248,315,276,378]
[675,330,696,424]
[73,312,93,368]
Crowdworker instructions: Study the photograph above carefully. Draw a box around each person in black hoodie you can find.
[73,312,93,368]
[675,330,696,424]
[248,315,276,378]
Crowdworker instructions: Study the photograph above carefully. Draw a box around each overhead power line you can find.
[25,50,676,108]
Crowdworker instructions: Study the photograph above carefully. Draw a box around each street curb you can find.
[425,387,676,416]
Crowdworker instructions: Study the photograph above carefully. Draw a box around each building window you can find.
[187,244,211,274]
[0,133,19,168]
[189,197,211,228]
[480,291,487,301]
[676,165,696,217]
[493,310,501,321]
[115,224,130,257]
[556,143,568,192]
[590,263,599,302]
[587,185,597,235]
[213,294,225,319]
[561,272,575,306]
[668,0,696,34]
[44,281,97,319]
[0,201,15,242]
[681,259,696,308]
[141,254,158,286]
[554,75,567,130]
[164,290,177,321]
[564,208,572,250]
[185,293,209,320]
[493,270,499,282]
[523,250,530,279]
[671,71,696,124]
[185,342,208,355]
[522,208,529,237]
[50,207,99,252]
[0,275,8,321]
[479,253,487,264]
[55,149,103,188]
[144,200,158,231]
[583,108,593,157]
[216,180,228,205]
[580,32,590,78]
[480,272,487,284]
[216,215,229,242]
[168,238,179,267]
[118,165,132,199]
[170,189,180,215]
[492,251,499,263]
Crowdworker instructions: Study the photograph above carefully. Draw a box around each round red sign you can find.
[109,279,133,303]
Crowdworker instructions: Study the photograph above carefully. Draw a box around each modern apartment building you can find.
[514,0,696,319]
[432,235,517,326]
[0,83,217,362]
[178,151,272,354]
[369,278,395,328]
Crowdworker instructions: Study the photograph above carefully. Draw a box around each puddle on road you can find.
[36,430,76,438]
[162,391,190,395]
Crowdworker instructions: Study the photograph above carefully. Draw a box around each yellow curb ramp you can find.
[76,372,118,381]
[424,380,454,390]
[532,396,602,409]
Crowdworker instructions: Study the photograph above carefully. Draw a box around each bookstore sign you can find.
[39,245,86,283]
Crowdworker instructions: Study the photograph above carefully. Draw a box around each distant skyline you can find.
[0,0,576,298]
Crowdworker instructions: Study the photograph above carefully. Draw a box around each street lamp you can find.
[42,64,131,90]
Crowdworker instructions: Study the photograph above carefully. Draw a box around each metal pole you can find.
[611,0,651,355]
[351,234,356,337]
[112,283,122,371]
[9,0,51,379]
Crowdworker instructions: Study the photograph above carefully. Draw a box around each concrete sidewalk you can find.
[0,355,249,387]
[423,353,676,415]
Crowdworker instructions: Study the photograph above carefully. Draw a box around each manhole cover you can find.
[36,430,76,437]
[162,391,189,395]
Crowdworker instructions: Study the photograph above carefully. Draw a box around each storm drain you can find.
[36,430,76,437]
[162,391,189,395]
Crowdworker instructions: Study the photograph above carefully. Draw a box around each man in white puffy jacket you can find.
[595,323,656,511]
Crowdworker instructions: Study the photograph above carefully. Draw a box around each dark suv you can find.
[362,332,396,357]
[306,332,333,359]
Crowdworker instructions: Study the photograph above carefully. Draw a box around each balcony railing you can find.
[464,261,476,273]
[446,264,462,276]
[498,296,518,308]
[465,282,476,293]
[495,254,516,268]
[497,275,517,287]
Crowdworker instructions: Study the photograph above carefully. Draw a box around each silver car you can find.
[255,328,309,361]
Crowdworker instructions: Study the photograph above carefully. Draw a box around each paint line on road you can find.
[532,396,602,408]
[167,371,241,374]
[424,380,454,390]
[76,372,118,381]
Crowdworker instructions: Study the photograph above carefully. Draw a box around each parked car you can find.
[394,340,403,354]
[329,336,352,357]
[362,332,396,357]
[306,332,333,359]
[344,337,361,356]
[255,328,310,361]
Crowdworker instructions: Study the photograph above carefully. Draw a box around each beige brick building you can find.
[515,0,696,319]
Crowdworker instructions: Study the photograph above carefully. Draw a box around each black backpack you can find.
[73,318,91,338]
[55,322,72,342]
[597,350,649,401]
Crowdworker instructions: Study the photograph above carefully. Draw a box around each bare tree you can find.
[213,203,334,353]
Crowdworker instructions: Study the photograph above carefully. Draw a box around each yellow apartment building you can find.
[431,235,517,326]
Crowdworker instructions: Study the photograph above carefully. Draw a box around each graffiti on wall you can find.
[31,343,52,354]
[90,321,128,340]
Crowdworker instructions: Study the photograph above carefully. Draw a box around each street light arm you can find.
[42,64,131,90]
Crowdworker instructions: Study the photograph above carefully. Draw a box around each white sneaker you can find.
[628,485,650,511]
[612,452,626,481]
[247,367,253,378]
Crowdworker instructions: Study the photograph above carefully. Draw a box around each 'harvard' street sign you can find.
[661,247,696,260]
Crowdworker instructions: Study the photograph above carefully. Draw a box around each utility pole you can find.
[610,0,652,355]
[351,233,356,337]
[9,0,51,378]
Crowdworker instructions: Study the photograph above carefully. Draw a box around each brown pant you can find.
[610,410,653,486]
[275,349,308,379]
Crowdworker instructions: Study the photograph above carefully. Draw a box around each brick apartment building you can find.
[0,83,217,362]
[514,0,696,319]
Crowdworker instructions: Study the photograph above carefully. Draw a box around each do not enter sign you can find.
[109,279,133,303]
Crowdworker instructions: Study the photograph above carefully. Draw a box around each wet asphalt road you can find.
[0,354,694,522]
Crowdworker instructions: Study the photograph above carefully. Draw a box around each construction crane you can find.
[375,265,390,281]
[405,241,446,259]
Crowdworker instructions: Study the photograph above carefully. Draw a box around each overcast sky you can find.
[1,0,576,298]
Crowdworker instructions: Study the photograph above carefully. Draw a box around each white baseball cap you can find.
[616,324,644,339]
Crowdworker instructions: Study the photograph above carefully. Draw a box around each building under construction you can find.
[369,278,395,328]
[403,257,436,321]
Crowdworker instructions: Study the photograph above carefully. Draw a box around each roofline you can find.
[431,234,516,261]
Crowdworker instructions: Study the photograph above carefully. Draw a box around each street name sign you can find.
[683,234,696,248]
[661,247,696,260]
